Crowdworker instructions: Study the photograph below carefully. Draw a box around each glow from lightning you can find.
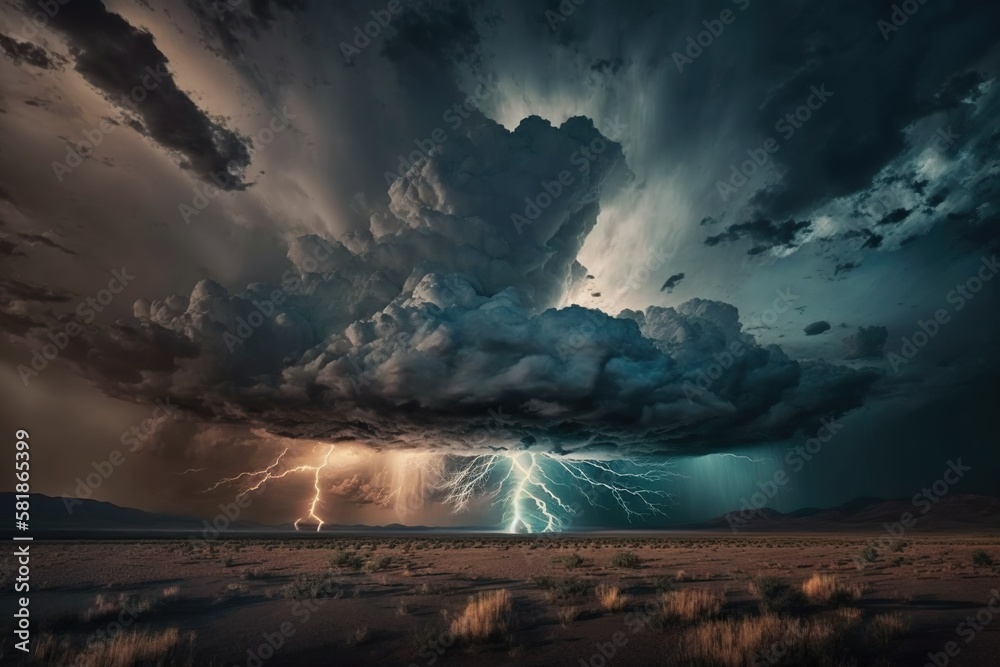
[439,452,683,533]
[709,453,773,464]
[205,445,337,530]
[202,444,684,534]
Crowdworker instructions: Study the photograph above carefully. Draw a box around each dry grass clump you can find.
[83,593,153,624]
[801,573,863,606]
[556,605,580,627]
[866,612,907,648]
[659,588,724,623]
[595,583,629,612]
[36,628,192,667]
[450,589,514,644]
[678,610,862,667]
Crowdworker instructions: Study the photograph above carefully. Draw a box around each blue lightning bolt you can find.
[439,452,683,533]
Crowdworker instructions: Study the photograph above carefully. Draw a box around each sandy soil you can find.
[4,533,1000,666]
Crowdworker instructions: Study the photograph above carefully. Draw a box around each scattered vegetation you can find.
[555,551,587,570]
[678,609,863,667]
[35,628,194,667]
[282,573,344,600]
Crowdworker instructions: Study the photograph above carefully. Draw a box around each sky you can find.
[0,0,998,531]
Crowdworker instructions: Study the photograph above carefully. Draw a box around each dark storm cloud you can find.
[45,0,252,189]
[833,262,858,277]
[15,232,78,257]
[183,0,306,61]
[803,321,831,336]
[704,219,811,255]
[36,116,878,458]
[0,33,61,69]
[733,1,1000,224]
[843,325,888,360]
[659,273,684,292]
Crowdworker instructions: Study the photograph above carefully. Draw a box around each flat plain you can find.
[4,534,1000,666]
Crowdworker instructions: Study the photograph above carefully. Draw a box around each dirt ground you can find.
[4,533,1000,666]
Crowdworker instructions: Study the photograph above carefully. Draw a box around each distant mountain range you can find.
[4,492,999,535]
[694,493,1000,532]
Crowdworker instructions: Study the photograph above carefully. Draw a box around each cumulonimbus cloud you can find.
[52,116,878,457]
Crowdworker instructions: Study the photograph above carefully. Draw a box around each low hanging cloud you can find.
[804,321,831,336]
[843,325,889,360]
[704,218,812,255]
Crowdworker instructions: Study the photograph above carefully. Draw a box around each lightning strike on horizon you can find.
[205,445,337,530]
[439,452,684,533]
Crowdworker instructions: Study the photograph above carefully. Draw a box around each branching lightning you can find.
[205,445,336,531]
[202,444,683,534]
[440,452,683,533]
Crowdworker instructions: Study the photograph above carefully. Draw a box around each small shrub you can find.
[750,576,806,615]
[860,546,878,563]
[282,573,344,600]
[221,556,234,568]
[801,574,862,606]
[611,551,642,569]
[972,551,994,568]
[331,550,364,570]
[349,626,369,646]
[556,552,586,570]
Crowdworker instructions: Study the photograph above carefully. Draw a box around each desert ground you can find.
[4,534,1000,666]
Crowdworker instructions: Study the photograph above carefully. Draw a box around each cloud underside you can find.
[27,116,880,457]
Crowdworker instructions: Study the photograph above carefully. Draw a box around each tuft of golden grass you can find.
[659,588,724,623]
[450,589,514,644]
[679,610,862,667]
[556,606,580,627]
[595,583,629,612]
[38,628,192,667]
[866,612,908,648]
[801,573,862,606]
[162,585,181,598]
[83,593,152,623]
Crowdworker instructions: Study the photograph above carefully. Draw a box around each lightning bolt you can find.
[710,453,773,464]
[439,452,683,534]
[294,446,335,531]
[205,445,336,531]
